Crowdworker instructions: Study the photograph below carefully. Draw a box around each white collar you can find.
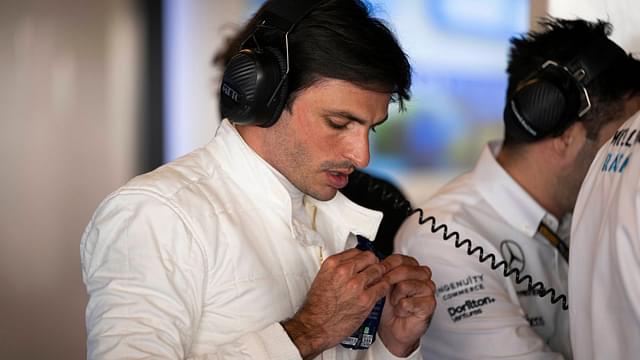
[472,141,560,237]
[209,119,382,246]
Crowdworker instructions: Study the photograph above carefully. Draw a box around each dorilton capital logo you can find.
[447,296,495,322]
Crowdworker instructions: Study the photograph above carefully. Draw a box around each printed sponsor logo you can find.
[447,296,495,322]
[437,274,485,301]
[603,127,638,174]
[600,152,631,173]
[500,240,525,272]
[610,128,639,148]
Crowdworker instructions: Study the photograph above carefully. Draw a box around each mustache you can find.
[320,161,354,171]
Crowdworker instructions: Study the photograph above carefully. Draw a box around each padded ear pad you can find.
[220,47,288,127]
[260,47,289,127]
[504,65,582,139]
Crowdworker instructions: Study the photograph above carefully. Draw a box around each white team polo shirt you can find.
[570,110,640,360]
[396,141,571,359]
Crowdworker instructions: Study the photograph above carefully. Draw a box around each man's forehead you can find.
[306,77,392,95]
[296,78,391,119]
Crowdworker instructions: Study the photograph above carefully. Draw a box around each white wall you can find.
[539,0,640,52]
[164,0,246,161]
[0,1,142,358]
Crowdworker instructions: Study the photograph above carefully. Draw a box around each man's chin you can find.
[306,188,339,202]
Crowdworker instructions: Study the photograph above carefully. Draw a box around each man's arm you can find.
[81,193,300,359]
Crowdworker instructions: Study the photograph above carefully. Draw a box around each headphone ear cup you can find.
[219,47,288,127]
[220,50,261,125]
[505,67,582,140]
[260,47,288,127]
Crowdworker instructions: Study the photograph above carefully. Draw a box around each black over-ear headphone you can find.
[504,36,627,140]
[220,0,323,127]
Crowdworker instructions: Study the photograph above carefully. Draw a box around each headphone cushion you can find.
[514,80,567,133]
[260,47,289,127]
[219,47,288,127]
[220,51,260,124]
[505,67,582,140]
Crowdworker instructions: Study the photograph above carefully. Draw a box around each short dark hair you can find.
[213,0,411,112]
[504,18,640,148]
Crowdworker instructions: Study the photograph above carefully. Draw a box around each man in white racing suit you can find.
[81,1,436,359]
[396,18,640,359]
[570,105,640,360]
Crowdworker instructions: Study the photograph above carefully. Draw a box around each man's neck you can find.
[234,121,315,228]
[496,147,565,219]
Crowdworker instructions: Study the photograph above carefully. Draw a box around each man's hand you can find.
[282,248,391,359]
[378,254,436,357]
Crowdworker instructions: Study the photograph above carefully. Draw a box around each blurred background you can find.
[1,0,639,358]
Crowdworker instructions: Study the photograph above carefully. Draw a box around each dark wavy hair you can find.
[213,0,411,112]
[504,18,640,147]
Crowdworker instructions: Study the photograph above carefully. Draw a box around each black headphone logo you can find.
[504,37,627,140]
[220,0,323,127]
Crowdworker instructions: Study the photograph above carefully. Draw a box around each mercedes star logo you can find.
[500,240,525,272]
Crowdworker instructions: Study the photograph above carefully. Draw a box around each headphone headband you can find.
[563,36,626,86]
[262,0,324,33]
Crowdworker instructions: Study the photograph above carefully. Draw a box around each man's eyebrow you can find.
[324,110,389,127]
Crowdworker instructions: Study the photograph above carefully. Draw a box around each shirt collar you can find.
[473,141,559,237]
[209,119,382,247]
[305,192,383,253]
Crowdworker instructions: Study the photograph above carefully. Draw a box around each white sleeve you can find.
[80,193,302,360]
[361,337,423,360]
[395,213,563,360]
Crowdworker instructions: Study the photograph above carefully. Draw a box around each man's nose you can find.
[346,131,371,168]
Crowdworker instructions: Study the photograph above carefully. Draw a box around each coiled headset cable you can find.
[353,171,569,311]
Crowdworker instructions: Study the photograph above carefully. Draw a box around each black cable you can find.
[356,172,569,311]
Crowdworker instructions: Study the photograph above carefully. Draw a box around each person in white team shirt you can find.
[81,1,436,359]
[396,18,640,359]
[570,105,640,358]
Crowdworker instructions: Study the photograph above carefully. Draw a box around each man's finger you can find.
[364,278,392,302]
[356,262,387,288]
[389,279,436,306]
[383,265,432,286]
[392,295,437,319]
[323,248,377,272]
[349,251,379,273]
[380,254,420,272]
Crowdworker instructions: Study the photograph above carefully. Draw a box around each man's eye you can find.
[327,119,348,130]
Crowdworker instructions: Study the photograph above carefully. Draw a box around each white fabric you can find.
[395,142,570,360]
[569,110,640,360]
[81,119,421,360]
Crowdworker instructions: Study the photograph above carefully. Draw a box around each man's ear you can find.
[552,122,588,165]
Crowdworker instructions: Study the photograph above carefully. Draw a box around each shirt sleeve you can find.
[80,192,302,360]
[363,337,423,360]
[395,212,564,360]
